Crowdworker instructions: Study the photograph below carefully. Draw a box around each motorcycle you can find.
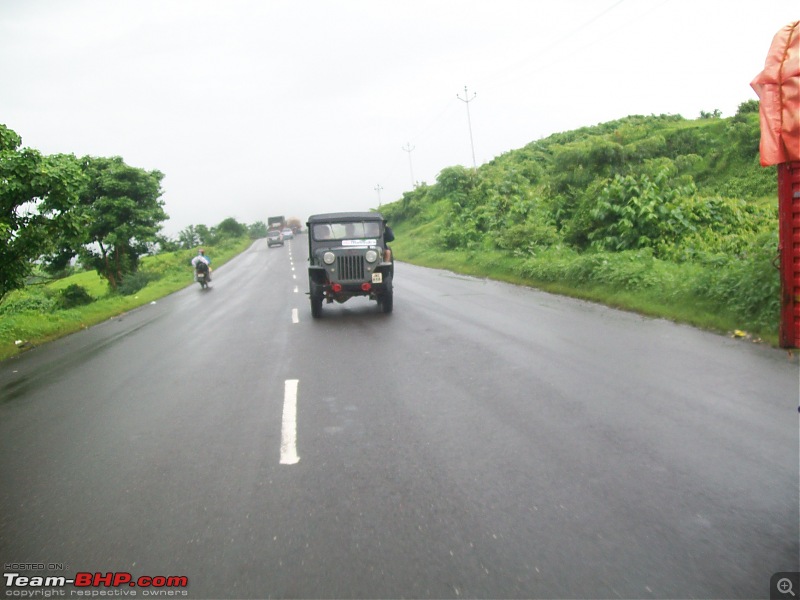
[195,261,211,289]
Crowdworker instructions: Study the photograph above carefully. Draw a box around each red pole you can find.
[778,161,800,348]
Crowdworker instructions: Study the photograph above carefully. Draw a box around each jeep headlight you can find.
[365,249,378,263]
[323,251,336,265]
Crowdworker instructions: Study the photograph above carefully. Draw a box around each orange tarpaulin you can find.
[750,21,800,166]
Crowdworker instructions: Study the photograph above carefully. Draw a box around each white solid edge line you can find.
[280,379,300,465]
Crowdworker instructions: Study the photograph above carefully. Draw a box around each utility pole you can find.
[374,184,383,207]
[402,142,416,188]
[457,85,477,171]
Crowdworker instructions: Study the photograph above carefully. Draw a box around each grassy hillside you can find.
[380,102,781,344]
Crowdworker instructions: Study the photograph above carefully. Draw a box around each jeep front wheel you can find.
[310,281,324,318]
[380,275,393,314]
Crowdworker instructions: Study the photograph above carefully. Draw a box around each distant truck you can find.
[286,217,302,234]
[268,215,286,230]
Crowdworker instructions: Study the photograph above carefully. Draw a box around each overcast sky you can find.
[2,1,797,236]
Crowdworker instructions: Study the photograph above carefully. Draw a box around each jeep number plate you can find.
[372,273,383,284]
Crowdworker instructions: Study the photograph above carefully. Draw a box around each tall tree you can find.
[195,224,212,245]
[75,156,167,289]
[0,124,84,301]
[215,217,247,239]
[248,221,268,239]
[178,225,202,249]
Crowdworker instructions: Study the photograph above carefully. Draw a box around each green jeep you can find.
[306,212,394,317]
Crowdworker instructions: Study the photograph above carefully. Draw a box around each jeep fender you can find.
[308,266,328,286]
[374,261,394,280]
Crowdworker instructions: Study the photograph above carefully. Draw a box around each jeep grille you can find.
[336,255,365,281]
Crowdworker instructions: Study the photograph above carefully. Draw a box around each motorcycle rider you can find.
[191,248,212,282]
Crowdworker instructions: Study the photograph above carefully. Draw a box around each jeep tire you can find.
[380,274,393,314]
[310,281,324,318]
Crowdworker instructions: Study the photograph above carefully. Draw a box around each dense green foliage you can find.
[58,155,168,290]
[381,101,781,339]
[1,125,86,299]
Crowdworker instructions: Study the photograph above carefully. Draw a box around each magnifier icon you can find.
[778,578,796,597]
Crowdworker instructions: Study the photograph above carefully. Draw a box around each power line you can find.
[492,0,677,91]
[413,98,458,139]
[486,0,630,88]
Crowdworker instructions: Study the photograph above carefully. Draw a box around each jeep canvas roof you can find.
[307,212,385,224]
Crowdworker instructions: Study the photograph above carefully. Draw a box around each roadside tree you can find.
[215,217,247,240]
[248,221,268,238]
[0,124,85,301]
[73,156,167,289]
[178,225,202,248]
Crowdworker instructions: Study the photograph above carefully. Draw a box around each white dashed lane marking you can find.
[280,379,300,465]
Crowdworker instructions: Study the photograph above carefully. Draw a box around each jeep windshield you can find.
[311,221,381,242]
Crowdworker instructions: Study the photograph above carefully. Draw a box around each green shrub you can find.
[56,284,94,309]
[690,232,780,331]
[517,248,664,290]
[572,250,663,290]
[117,271,159,296]
[582,169,696,254]
[0,291,56,315]
[496,221,560,253]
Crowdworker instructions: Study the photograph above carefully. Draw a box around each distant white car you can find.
[281,227,294,240]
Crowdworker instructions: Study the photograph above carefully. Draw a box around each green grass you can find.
[390,222,778,346]
[0,237,253,361]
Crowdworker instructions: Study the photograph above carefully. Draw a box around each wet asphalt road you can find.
[1,237,798,599]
